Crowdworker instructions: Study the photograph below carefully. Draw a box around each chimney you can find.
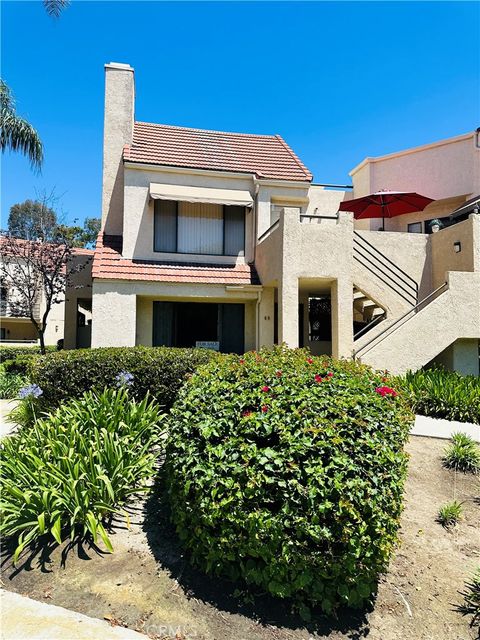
[102,62,135,235]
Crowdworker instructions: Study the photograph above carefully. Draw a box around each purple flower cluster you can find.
[115,371,134,387]
[18,384,43,400]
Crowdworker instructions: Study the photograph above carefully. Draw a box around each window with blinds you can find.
[154,200,245,256]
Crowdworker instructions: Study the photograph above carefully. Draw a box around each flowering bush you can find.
[165,347,412,616]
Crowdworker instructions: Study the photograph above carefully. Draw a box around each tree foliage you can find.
[0,80,43,169]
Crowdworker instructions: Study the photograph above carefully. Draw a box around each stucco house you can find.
[76,62,479,375]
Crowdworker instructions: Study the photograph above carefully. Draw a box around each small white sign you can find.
[196,341,220,351]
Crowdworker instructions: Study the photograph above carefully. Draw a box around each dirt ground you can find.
[2,436,479,640]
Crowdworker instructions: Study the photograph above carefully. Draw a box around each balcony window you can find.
[154,200,245,256]
[407,222,422,233]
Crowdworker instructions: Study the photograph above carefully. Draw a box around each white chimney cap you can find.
[105,62,134,71]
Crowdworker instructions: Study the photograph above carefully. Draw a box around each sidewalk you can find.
[0,399,18,438]
[411,414,479,442]
[0,590,146,640]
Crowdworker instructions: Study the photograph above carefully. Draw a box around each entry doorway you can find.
[153,301,245,354]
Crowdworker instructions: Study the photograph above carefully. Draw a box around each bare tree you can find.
[1,194,91,354]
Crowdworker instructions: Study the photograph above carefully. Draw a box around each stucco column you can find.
[331,276,353,359]
[257,287,275,348]
[91,283,137,348]
[278,275,298,348]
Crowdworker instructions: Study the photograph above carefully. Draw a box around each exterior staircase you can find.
[354,272,480,374]
[352,231,418,342]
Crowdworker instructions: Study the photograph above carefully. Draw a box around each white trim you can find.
[349,131,475,176]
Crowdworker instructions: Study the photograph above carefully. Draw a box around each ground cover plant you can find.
[0,387,164,563]
[437,500,463,528]
[0,365,27,399]
[456,568,480,629]
[443,432,480,474]
[0,345,56,364]
[166,347,413,617]
[28,346,218,413]
[400,368,480,424]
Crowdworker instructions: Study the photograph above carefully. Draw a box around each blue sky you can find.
[2,1,479,227]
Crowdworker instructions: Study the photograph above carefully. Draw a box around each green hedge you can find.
[165,347,413,616]
[29,346,218,412]
[0,345,56,364]
[399,368,480,424]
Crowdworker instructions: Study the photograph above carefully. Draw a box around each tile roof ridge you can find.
[134,120,278,140]
[274,134,313,181]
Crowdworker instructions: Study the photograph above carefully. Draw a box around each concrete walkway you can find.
[0,590,146,640]
[0,399,19,438]
[411,414,479,442]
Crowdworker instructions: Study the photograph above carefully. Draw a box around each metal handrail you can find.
[353,312,386,341]
[257,219,279,243]
[353,231,418,295]
[354,282,448,359]
[300,213,339,220]
[353,250,417,305]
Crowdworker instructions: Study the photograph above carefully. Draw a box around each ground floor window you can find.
[153,301,245,354]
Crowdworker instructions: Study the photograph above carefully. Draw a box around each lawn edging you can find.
[411,414,480,442]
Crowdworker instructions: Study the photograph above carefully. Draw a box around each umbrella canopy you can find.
[338,191,434,229]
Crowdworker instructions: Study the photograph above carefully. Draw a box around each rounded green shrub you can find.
[28,346,218,412]
[165,347,412,615]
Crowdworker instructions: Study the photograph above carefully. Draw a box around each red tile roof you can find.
[92,233,260,285]
[123,121,313,182]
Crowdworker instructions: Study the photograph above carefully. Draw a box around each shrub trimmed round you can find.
[165,347,412,615]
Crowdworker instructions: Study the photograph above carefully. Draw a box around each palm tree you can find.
[0,80,43,169]
[43,0,70,18]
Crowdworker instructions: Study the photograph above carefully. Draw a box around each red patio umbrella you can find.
[338,191,434,230]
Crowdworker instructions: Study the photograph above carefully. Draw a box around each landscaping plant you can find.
[166,347,413,616]
[456,568,480,629]
[0,366,27,399]
[443,432,480,474]
[28,346,218,412]
[0,387,164,563]
[437,501,463,528]
[400,368,480,424]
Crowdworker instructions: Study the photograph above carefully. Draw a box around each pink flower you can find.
[242,410,252,417]
[261,405,268,413]
[314,374,323,383]
[307,358,314,364]
[261,385,270,392]
[375,386,398,398]
[276,370,282,377]
[326,372,334,378]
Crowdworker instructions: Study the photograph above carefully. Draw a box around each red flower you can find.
[276,370,282,377]
[261,385,270,392]
[242,410,252,417]
[314,374,323,383]
[375,386,398,397]
[239,359,245,364]
[307,358,314,364]
[261,405,268,413]
[326,372,334,378]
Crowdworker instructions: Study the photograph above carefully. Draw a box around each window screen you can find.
[154,200,177,252]
[224,206,245,256]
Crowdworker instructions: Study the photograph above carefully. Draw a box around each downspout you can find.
[255,288,263,350]
[250,177,260,266]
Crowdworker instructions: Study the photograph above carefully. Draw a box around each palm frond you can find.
[43,0,70,18]
[0,111,43,169]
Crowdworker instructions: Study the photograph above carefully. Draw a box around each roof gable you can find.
[123,121,312,182]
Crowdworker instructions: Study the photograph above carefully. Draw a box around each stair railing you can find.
[353,311,387,341]
[353,282,448,360]
[353,231,418,306]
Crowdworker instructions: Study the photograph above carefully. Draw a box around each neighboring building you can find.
[1,239,93,348]
[83,62,479,375]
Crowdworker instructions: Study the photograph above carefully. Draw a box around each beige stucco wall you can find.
[351,132,479,202]
[0,320,38,342]
[431,215,480,289]
[431,339,480,377]
[102,63,134,236]
[360,271,480,374]
[92,279,261,351]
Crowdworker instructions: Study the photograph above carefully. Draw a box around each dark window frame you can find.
[153,200,246,257]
